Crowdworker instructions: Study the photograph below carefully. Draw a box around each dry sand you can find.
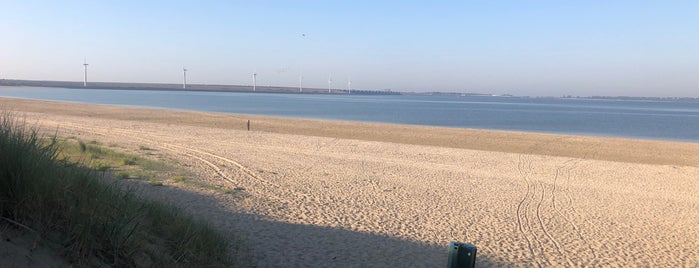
[3,97,698,267]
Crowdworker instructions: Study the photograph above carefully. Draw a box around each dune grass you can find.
[0,112,233,267]
[56,137,194,188]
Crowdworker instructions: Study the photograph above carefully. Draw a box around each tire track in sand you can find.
[517,136,571,267]
[538,166,573,267]
[555,158,598,261]
[516,154,543,268]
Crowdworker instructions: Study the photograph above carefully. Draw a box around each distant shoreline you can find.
[0,79,400,95]
[3,79,698,101]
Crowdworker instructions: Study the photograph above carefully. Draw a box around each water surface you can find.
[1,87,698,142]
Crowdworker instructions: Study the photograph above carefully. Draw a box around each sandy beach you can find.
[3,97,698,267]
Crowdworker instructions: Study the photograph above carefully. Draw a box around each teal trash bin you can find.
[447,241,477,268]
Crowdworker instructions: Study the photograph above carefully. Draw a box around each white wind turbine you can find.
[299,73,303,93]
[182,67,188,89]
[82,59,89,87]
[252,70,257,92]
[328,74,332,93]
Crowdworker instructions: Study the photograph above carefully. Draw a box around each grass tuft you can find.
[78,140,87,152]
[91,160,111,171]
[122,156,138,166]
[115,171,131,179]
[148,180,164,186]
[171,175,187,183]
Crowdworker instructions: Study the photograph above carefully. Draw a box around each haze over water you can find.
[2,87,698,142]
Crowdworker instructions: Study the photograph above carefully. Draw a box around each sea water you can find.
[1,86,698,142]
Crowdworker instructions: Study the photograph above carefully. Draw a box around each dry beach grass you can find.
[2,97,698,267]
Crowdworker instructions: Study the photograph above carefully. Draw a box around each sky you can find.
[1,1,698,97]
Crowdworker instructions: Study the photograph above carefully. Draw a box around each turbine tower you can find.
[347,77,352,94]
[82,59,89,87]
[252,71,257,92]
[328,74,332,93]
[299,74,303,93]
[182,67,188,89]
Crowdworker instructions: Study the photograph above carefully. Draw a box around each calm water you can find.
[1,86,698,142]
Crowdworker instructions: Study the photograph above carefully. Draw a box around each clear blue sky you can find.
[1,1,697,97]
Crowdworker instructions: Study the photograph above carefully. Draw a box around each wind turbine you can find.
[299,74,303,93]
[299,33,307,93]
[182,67,188,89]
[82,59,89,87]
[347,77,352,94]
[252,71,257,92]
[328,74,332,93]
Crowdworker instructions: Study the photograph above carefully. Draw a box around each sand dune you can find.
[4,97,698,267]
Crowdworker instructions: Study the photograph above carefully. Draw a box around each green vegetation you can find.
[0,112,233,267]
[115,171,131,180]
[121,156,138,166]
[171,175,187,183]
[57,137,190,185]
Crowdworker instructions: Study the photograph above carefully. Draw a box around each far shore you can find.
[0,79,400,95]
